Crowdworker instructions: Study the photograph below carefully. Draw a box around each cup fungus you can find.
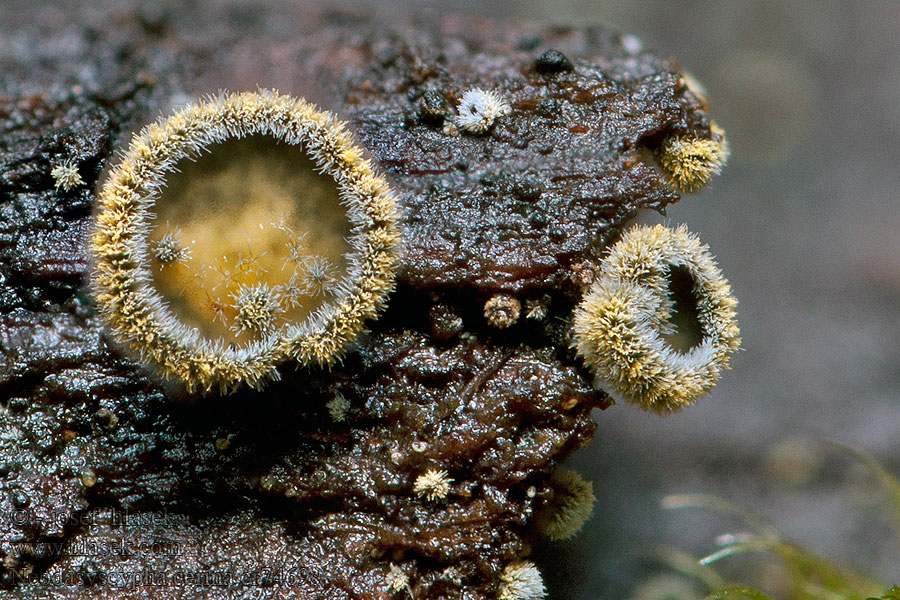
[90,90,402,393]
[656,123,730,193]
[572,224,740,414]
[534,469,596,541]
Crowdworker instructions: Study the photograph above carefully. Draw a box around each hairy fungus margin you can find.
[90,90,402,394]
[572,224,740,413]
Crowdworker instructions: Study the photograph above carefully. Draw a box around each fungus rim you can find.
[90,90,402,393]
[572,224,740,413]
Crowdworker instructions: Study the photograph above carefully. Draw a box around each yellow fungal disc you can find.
[572,224,740,414]
[90,90,402,394]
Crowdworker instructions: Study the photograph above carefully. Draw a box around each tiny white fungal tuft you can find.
[498,561,547,600]
[484,294,521,328]
[386,563,410,594]
[326,393,351,422]
[301,256,338,297]
[524,297,549,321]
[50,159,84,192]
[230,282,281,336]
[151,231,192,268]
[456,88,511,134]
[414,468,453,501]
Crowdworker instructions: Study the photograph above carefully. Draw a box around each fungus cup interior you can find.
[660,265,703,352]
[148,136,353,345]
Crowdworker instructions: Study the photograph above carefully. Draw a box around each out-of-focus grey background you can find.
[393,1,900,597]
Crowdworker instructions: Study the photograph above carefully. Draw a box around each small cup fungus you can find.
[90,90,402,393]
[572,224,740,413]
[656,123,730,193]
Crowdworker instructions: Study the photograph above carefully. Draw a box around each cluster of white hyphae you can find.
[151,231,192,267]
[499,561,548,600]
[455,88,511,134]
[149,222,340,339]
[413,468,453,502]
[51,158,85,191]
[381,557,546,599]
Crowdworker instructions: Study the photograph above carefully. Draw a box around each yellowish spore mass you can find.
[149,137,351,343]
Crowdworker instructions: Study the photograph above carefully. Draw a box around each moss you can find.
[660,443,900,600]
